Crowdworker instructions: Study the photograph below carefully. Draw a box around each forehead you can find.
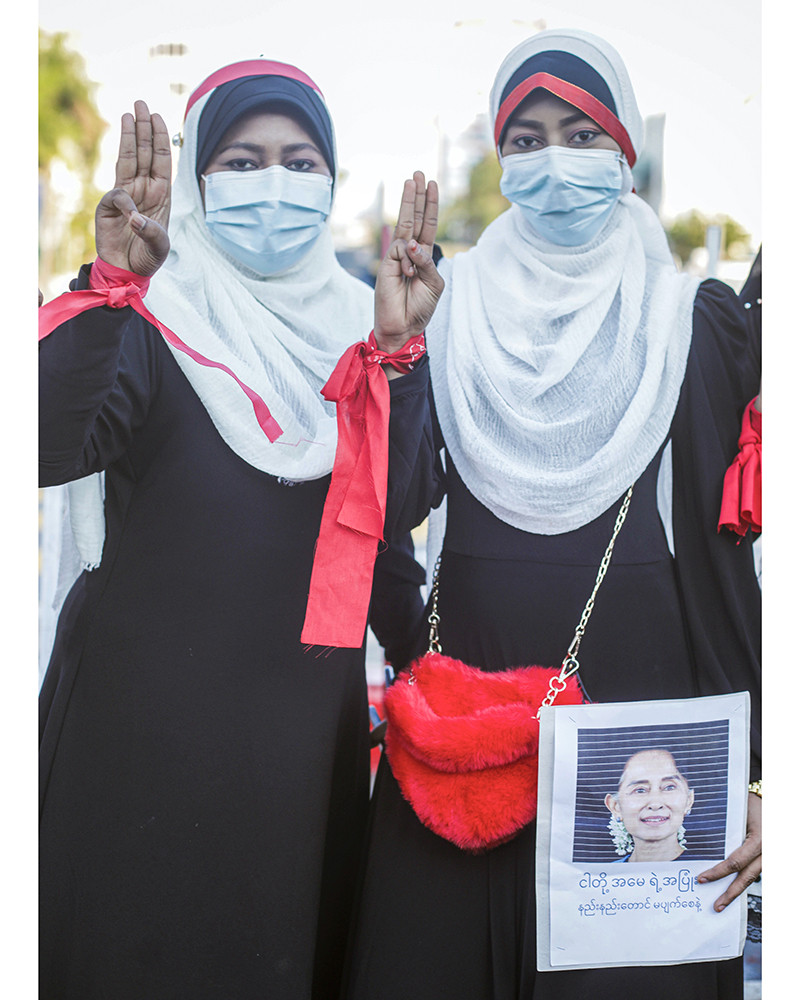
[621,750,682,781]
[218,109,317,147]
[508,89,594,123]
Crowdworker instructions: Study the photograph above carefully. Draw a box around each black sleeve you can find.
[670,279,762,778]
[369,532,427,670]
[39,265,158,487]
[371,349,447,668]
[383,354,445,541]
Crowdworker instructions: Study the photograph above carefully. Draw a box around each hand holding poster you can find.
[536,692,749,970]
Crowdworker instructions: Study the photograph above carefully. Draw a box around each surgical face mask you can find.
[203,165,333,275]
[499,146,627,247]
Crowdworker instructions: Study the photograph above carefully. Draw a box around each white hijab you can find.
[427,29,700,535]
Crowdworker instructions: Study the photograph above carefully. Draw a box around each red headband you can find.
[494,71,636,167]
[184,60,324,120]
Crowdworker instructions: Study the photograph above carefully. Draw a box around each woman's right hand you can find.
[95,100,172,277]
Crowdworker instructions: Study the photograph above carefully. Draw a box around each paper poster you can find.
[535,692,749,971]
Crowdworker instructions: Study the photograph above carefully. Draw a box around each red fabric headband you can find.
[494,71,636,167]
[185,60,324,120]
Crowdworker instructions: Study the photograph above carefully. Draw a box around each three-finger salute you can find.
[95,100,172,277]
[374,171,444,353]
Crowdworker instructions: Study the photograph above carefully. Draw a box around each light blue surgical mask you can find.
[499,146,626,246]
[203,165,333,275]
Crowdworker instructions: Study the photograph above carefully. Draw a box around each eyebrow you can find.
[506,111,595,130]
[625,774,683,789]
[214,140,320,156]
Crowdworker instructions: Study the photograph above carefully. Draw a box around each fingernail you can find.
[408,240,418,253]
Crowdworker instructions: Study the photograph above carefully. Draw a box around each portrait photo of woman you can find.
[571,720,730,865]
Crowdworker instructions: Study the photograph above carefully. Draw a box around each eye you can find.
[569,128,603,147]
[286,158,317,172]
[223,157,260,171]
[510,133,543,152]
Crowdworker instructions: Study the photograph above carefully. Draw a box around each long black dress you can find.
[343,279,761,1000]
[38,269,430,1000]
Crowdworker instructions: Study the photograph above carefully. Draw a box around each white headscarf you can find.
[427,29,700,536]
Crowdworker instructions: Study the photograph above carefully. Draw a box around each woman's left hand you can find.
[697,791,762,911]
[374,171,444,353]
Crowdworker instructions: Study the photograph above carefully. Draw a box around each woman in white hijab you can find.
[344,29,761,1000]
[38,59,440,998]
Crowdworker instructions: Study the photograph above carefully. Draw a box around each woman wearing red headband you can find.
[38,59,441,998]
[345,28,760,1000]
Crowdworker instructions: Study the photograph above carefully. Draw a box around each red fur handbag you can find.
[383,486,633,853]
[384,653,583,852]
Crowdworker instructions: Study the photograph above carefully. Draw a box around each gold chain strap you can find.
[421,486,635,715]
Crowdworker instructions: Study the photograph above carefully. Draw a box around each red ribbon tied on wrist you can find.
[38,258,283,442]
[301,332,426,649]
[38,258,151,336]
[718,397,762,537]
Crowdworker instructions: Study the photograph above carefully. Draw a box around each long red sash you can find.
[301,332,426,648]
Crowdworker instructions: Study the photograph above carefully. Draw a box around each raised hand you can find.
[95,100,172,277]
[374,171,444,352]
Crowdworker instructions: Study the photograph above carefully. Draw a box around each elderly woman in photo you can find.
[605,749,697,863]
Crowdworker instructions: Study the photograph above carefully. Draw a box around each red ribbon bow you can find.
[718,397,762,537]
[301,332,426,648]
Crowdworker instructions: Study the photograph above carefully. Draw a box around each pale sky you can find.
[38,0,763,244]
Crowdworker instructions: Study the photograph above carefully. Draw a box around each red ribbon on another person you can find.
[718,397,762,537]
[38,258,284,442]
[301,332,426,649]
